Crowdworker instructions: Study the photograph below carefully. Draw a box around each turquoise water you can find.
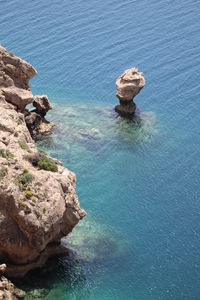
[1,0,200,299]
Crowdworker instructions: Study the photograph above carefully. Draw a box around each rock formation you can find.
[25,95,53,139]
[115,67,145,117]
[0,264,25,299]
[0,46,86,279]
[0,45,54,139]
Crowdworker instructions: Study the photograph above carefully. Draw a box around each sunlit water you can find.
[1,0,200,299]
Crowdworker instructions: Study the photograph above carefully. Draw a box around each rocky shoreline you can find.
[0,46,86,298]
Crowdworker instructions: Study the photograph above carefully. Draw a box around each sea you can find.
[1,0,200,299]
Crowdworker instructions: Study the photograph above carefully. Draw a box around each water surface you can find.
[1,0,200,299]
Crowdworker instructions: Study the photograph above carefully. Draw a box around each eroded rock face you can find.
[0,45,37,90]
[24,95,54,139]
[0,45,53,137]
[0,47,86,278]
[2,86,33,111]
[25,111,54,140]
[0,264,26,299]
[33,95,52,117]
[115,67,145,117]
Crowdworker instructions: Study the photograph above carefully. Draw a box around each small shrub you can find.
[34,210,42,219]
[24,190,33,199]
[18,199,31,214]
[18,140,31,153]
[26,152,42,166]
[18,199,26,209]
[0,124,7,131]
[9,114,14,119]
[31,197,37,203]
[37,147,47,155]
[6,150,14,159]
[2,137,6,141]
[37,156,58,172]
[0,167,8,179]
[16,169,34,188]
[0,149,14,159]
[14,132,19,137]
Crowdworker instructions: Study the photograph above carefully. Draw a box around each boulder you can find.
[2,86,33,111]
[25,111,55,139]
[33,95,52,117]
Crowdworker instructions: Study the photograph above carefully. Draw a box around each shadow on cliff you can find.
[14,216,129,299]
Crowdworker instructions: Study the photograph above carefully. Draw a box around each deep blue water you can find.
[1,0,200,299]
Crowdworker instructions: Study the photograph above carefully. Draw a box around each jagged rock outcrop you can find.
[0,47,86,278]
[25,95,54,139]
[33,95,52,117]
[0,46,36,90]
[115,67,146,117]
[2,86,33,111]
[0,264,25,299]
[0,45,54,138]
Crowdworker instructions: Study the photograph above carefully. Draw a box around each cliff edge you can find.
[0,46,86,280]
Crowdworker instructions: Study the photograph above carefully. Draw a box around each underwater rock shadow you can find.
[38,104,158,157]
[13,252,90,300]
[14,216,130,299]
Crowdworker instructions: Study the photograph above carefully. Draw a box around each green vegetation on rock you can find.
[0,149,14,159]
[0,123,7,131]
[18,140,31,152]
[0,167,8,179]
[37,156,58,172]
[24,190,33,199]
[16,169,34,188]
[37,147,47,155]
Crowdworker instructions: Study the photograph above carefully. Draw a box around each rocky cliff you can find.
[0,46,86,281]
[0,45,54,139]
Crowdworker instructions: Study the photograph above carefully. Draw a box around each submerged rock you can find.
[115,67,145,117]
[0,46,86,278]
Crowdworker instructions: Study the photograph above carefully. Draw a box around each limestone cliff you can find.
[0,45,54,138]
[0,46,86,279]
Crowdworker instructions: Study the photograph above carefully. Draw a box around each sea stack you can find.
[0,46,86,278]
[115,67,145,117]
